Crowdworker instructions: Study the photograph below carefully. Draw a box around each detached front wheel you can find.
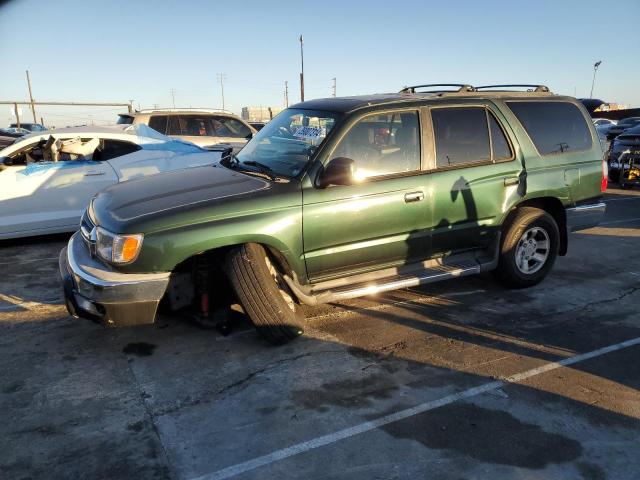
[226,243,304,344]
[494,207,559,288]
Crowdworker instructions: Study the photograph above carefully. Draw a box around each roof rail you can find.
[133,107,236,114]
[475,84,550,93]
[400,84,475,94]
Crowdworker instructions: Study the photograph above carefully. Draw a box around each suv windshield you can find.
[235,108,342,177]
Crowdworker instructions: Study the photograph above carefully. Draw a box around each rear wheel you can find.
[494,207,559,288]
[226,243,304,344]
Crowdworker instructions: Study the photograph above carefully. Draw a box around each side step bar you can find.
[285,236,500,306]
[284,265,480,306]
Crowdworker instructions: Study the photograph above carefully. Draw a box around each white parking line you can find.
[191,335,640,480]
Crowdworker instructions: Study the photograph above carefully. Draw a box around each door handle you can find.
[404,191,424,203]
[84,170,105,176]
[504,177,520,186]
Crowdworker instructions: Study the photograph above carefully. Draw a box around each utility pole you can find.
[284,81,289,107]
[331,77,336,97]
[217,73,227,110]
[590,61,602,99]
[13,103,20,129]
[169,89,176,108]
[299,35,305,102]
[25,70,37,123]
[153,103,159,110]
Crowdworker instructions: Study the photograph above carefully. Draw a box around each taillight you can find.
[601,158,608,192]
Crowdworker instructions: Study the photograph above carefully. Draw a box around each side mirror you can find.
[0,156,13,167]
[318,157,355,188]
[245,132,253,140]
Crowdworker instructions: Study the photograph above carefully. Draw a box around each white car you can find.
[592,118,617,127]
[0,124,224,239]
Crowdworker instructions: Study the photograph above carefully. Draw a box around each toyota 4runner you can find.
[60,84,607,344]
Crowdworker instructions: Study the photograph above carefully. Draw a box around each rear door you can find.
[424,102,524,255]
[302,109,431,281]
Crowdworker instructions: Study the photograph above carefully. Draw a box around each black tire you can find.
[226,243,303,344]
[494,207,559,289]
[608,169,620,183]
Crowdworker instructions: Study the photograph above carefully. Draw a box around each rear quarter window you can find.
[507,101,592,155]
[148,115,169,134]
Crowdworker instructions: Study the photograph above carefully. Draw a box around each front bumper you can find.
[59,232,170,326]
[566,202,606,232]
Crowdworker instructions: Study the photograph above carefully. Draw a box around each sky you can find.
[1,0,639,128]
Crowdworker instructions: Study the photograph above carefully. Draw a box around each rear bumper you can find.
[59,232,170,326]
[565,202,606,232]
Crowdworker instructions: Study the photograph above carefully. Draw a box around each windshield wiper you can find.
[242,160,273,171]
[222,154,287,182]
[242,160,284,181]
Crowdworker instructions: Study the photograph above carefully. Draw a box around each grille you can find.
[80,210,95,247]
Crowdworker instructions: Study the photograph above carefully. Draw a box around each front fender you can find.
[121,205,307,281]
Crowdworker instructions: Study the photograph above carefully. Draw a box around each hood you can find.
[92,163,269,232]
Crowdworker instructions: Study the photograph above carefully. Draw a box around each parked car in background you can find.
[0,124,225,239]
[592,118,617,127]
[606,117,640,141]
[0,127,29,149]
[249,121,267,131]
[608,125,640,182]
[9,122,47,132]
[60,85,606,344]
[117,109,256,152]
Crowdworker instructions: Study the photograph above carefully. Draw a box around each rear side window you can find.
[508,101,591,155]
[432,107,490,167]
[117,115,134,125]
[211,117,252,138]
[97,140,141,161]
[148,115,168,134]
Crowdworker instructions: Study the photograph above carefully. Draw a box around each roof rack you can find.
[132,108,235,115]
[475,84,550,92]
[399,84,475,94]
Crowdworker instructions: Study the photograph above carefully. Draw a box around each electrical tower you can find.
[332,77,336,97]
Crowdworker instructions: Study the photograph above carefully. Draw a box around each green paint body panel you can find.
[88,94,604,286]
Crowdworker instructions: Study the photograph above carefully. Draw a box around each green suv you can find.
[59,84,607,344]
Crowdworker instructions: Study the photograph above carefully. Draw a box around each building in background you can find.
[595,103,628,112]
[241,106,283,122]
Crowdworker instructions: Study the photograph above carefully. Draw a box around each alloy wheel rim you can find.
[515,227,550,274]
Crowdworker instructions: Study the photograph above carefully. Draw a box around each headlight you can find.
[96,227,143,264]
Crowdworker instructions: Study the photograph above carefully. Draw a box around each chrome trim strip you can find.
[565,202,606,232]
[285,265,480,306]
[566,202,606,212]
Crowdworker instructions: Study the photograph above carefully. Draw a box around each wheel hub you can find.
[515,227,550,274]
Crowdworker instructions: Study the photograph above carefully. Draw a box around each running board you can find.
[285,247,500,307]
